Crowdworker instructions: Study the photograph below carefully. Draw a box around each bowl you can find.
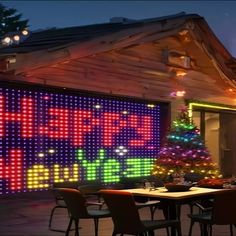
[164,183,192,192]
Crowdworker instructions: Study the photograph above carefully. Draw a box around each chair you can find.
[119,176,164,220]
[78,183,106,209]
[188,189,236,236]
[100,189,182,236]
[49,181,103,232]
[49,181,79,232]
[188,197,214,235]
[58,188,111,236]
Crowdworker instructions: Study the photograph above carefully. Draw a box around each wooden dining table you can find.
[121,186,226,236]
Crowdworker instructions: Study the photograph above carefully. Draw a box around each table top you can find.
[121,187,226,200]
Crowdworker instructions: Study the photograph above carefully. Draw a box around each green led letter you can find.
[76,149,105,181]
[103,159,120,183]
[124,158,155,177]
[125,158,142,177]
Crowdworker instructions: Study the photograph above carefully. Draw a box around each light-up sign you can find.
[0,84,167,195]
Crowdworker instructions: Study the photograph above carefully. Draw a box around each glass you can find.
[223,182,231,189]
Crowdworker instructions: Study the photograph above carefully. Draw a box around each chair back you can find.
[58,188,89,219]
[52,181,79,204]
[100,190,144,235]
[212,189,236,224]
[78,184,104,195]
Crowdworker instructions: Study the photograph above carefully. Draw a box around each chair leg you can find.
[230,224,233,236]
[94,218,99,236]
[188,219,194,236]
[148,230,154,236]
[74,219,80,236]
[208,225,212,236]
[48,206,57,229]
[149,206,156,220]
[49,206,67,231]
[202,224,208,236]
[176,204,181,220]
[166,227,170,236]
[66,218,73,236]
[176,223,182,236]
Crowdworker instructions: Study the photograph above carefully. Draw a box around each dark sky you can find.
[2,1,236,56]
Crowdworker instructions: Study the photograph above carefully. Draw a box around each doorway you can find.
[192,110,236,177]
[192,111,219,164]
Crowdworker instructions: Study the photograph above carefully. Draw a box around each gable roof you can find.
[0,11,235,91]
[0,12,198,54]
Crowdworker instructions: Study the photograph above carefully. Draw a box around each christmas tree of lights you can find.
[152,107,220,179]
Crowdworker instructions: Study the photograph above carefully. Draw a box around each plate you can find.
[164,183,192,192]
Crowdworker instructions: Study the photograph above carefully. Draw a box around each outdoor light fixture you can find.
[176,70,187,77]
[163,49,191,69]
[176,91,186,97]
[170,91,186,97]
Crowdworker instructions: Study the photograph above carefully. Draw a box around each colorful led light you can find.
[188,102,236,118]
[0,85,165,195]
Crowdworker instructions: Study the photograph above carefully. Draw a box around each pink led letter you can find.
[73,110,99,146]
[128,115,152,146]
[39,108,69,139]
[0,149,22,190]
[0,96,33,137]
[103,112,127,146]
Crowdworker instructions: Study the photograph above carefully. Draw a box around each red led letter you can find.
[39,108,69,139]
[0,96,33,137]
[103,112,127,146]
[0,149,22,190]
[128,115,152,146]
[73,110,99,146]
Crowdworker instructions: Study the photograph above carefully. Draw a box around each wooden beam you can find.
[7,21,186,74]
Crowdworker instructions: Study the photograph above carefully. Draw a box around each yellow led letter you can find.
[27,165,49,189]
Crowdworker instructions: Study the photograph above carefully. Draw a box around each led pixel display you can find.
[0,84,167,195]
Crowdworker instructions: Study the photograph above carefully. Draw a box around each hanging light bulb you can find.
[22,29,29,36]
[2,36,11,45]
[13,35,20,41]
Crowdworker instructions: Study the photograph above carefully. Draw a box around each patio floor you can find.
[0,191,232,236]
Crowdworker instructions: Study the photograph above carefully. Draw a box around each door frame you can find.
[187,101,236,177]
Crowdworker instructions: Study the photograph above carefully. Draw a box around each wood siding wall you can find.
[2,35,234,106]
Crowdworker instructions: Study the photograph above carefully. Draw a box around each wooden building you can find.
[0,12,236,184]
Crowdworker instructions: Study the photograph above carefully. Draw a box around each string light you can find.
[13,35,20,41]
[2,36,11,45]
[1,29,30,46]
[188,102,236,118]
[152,108,220,179]
[22,29,28,36]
